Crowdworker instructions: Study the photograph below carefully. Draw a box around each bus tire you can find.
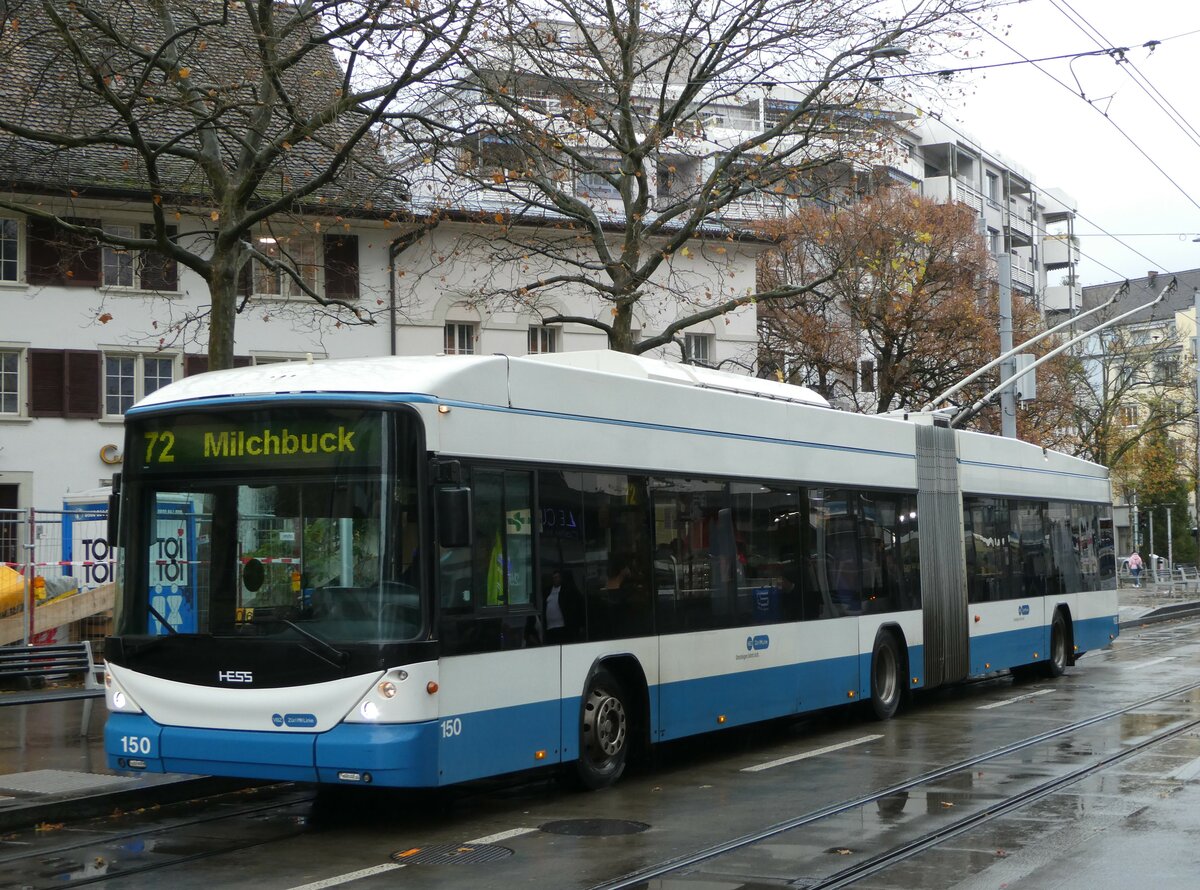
[1044,612,1068,678]
[870,632,902,721]
[575,668,629,790]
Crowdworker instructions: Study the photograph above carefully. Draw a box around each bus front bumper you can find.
[105,712,442,787]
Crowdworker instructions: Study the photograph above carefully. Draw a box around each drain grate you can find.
[539,819,650,837]
[391,844,513,865]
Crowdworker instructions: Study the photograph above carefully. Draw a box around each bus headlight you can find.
[378,681,397,699]
[359,701,380,720]
[113,691,127,710]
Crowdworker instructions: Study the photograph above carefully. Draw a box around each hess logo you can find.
[218,670,254,684]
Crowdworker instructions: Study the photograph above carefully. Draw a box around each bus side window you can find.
[437,467,534,654]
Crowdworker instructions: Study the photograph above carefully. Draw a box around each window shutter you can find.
[28,349,65,417]
[138,224,178,291]
[64,350,101,418]
[25,218,101,286]
[323,233,359,300]
[26,219,61,286]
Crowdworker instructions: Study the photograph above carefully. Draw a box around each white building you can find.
[906,118,1079,312]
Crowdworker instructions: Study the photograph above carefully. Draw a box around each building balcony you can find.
[1011,255,1035,293]
[1006,211,1033,245]
[924,176,983,214]
[1043,235,1080,269]
[1043,284,1081,311]
[713,192,791,221]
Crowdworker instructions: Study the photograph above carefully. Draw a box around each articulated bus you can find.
[104,351,1117,789]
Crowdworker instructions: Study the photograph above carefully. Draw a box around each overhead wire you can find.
[966,13,1200,217]
[958,11,1200,277]
[1048,0,1200,151]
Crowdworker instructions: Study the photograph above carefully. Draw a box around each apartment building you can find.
[902,118,1080,313]
[1067,270,1200,554]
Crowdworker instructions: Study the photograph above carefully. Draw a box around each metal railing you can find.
[0,506,113,647]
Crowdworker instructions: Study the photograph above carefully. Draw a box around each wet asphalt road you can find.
[4,617,1200,890]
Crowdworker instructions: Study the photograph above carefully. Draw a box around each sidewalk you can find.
[1117,578,1200,628]
[0,583,1196,831]
[0,693,231,831]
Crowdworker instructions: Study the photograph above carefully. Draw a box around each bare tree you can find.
[1067,325,1193,470]
[401,0,992,354]
[0,0,479,368]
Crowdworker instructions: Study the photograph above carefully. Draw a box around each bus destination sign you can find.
[131,409,380,473]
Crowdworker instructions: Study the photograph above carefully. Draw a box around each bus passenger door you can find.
[434,467,562,784]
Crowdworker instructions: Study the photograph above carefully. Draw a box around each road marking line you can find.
[977,688,1054,710]
[1130,656,1176,670]
[465,827,537,844]
[287,863,403,889]
[742,734,883,772]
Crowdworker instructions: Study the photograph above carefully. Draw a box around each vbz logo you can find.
[1017,604,1031,617]
[218,670,253,683]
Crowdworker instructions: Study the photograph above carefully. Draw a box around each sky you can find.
[936,0,1200,287]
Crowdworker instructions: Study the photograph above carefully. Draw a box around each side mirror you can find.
[106,473,122,546]
[436,487,472,549]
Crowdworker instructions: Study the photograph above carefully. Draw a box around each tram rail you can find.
[591,678,1200,890]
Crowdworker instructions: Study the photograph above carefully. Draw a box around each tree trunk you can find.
[609,301,637,354]
[207,251,242,371]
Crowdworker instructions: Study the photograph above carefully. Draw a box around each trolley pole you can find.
[998,255,1017,439]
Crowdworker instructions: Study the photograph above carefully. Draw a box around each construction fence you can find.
[0,504,115,652]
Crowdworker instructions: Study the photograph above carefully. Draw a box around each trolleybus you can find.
[104,351,1117,789]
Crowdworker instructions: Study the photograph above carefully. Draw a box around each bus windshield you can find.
[115,406,425,646]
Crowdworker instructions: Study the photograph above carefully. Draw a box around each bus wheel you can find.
[1045,612,1068,678]
[576,668,628,790]
[870,633,902,721]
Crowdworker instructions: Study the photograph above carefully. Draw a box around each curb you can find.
[1118,601,1200,630]
[0,776,255,832]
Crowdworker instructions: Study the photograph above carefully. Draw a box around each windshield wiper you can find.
[265,616,350,668]
[147,603,179,634]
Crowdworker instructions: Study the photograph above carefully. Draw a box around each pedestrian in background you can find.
[1128,551,1144,588]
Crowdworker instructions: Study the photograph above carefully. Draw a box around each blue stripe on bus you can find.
[434,697,565,785]
[969,613,1119,675]
[1072,614,1120,655]
[969,625,1047,675]
[161,725,320,782]
[104,620,1111,787]
[315,721,441,786]
[105,712,164,770]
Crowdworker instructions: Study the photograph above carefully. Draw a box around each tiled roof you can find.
[0,0,398,213]
[1071,269,1200,326]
